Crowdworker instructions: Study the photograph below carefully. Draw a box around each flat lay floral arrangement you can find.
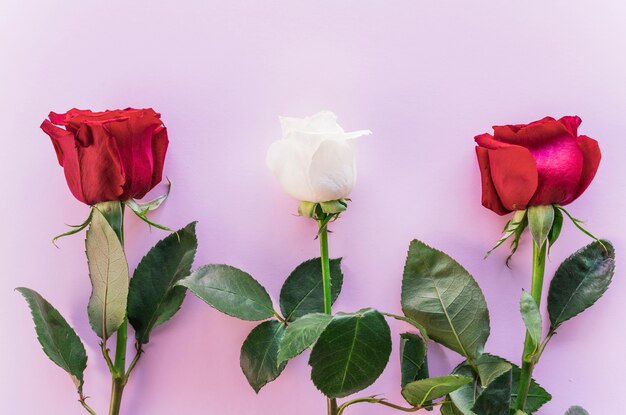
[19,109,614,415]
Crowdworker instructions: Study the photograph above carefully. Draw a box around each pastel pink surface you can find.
[1,1,625,414]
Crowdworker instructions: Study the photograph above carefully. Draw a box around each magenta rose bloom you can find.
[474,116,601,215]
[41,108,168,205]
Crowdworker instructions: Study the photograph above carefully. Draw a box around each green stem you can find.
[317,215,336,415]
[108,378,124,415]
[515,241,547,411]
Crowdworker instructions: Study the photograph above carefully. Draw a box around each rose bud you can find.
[41,108,168,205]
[266,111,371,205]
[474,116,600,216]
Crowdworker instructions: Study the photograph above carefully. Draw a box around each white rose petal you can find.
[267,111,371,203]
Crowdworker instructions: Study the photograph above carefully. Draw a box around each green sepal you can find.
[298,201,317,218]
[52,208,94,246]
[485,210,528,265]
[126,177,171,214]
[319,199,347,214]
[528,205,554,249]
[547,207,563,254]
[17,288,88,392]
[555,205,605,250]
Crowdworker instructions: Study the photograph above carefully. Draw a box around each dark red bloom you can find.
[475,116,600,215]
[41,108,168,205]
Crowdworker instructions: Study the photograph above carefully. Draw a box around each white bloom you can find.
[266,111,371,203]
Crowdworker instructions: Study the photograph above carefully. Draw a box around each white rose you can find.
[266,111,371,203]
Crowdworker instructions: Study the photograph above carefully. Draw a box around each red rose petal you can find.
[570,135,601,203]
[150,126,169,188]
[475,147,509,215]
[41,120,87,204]
[75,122,126,204]
[487,146,538,211]
[559,116,582,137]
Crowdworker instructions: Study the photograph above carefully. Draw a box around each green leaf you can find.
[402,375,472,407]
[528,205,554,248]
[309,308,392,398]
[277,313,332,366]
[240,320,286,393]
[279,257,343,321]
[401,240,490,361]
[400,332,428,388]
[17,288,87,391]
[475,354,512,388]
[519,291,542,351]
[86,208,129,339]
[383,313,429,342]
[448,355,550,415]
[565,406,589,415]
[128,222,198,344]
[548,208,563,252]
[472,370,512,415]
[178,264,274,321]
[548,240,615,329]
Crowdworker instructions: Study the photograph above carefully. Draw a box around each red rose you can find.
[41,108,168,205]
[475,116,600,215]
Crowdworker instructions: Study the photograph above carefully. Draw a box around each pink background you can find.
[2,1,625,414]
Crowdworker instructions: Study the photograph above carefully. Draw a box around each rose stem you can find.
[515,241,547,411]
[317,214,337,415]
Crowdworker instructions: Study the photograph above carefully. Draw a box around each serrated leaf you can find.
[277,313,331,366]
[402,240,490,361]
[179,264,274,320]
[128,222,198,344]
[309,308,391,398]
[402,375,472,407]
[472,370,512,415]
[528,205,554,248]
[240,320,286,392]
[565,406,589,415]
[475,354,512,388]
[400,332,428,388]
[17,288,87,391]
[520,291,542,351]
[383,313,429,342]
[279,257,343,321]
[449,355,550,415]
[548,240,615,329]
[86,208,129,339]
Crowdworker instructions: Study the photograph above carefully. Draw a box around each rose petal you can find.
[102,110,162,199]
[475,147,509,215]
[75,123,126,204]
[308,139,356,202]
[493,117,569,147]
[266,138,317,201]
[41,120,86,204]
[487,146,538,211]
[569,135,601,203]
[150,126,169,188]
[559,115,582,137]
